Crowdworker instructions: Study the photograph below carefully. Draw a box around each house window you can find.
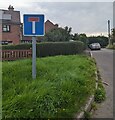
[2,25,10,32]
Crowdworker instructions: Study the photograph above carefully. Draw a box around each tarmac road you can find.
[91,48,113,119]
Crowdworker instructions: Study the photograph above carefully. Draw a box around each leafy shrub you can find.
[43,27,72,42]
[36,41,85,57]
[91,102,97,111]
[2,44,32,50]
[84,111,91,119]
[94,82,106,103]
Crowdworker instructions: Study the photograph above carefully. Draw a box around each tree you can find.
[78,34,88,48]
[43,26,72,42]
[88,36,108,48]
[111,28,115,43]
[64,26,72,41]
[72,33,88,48]
[72,33,79,40]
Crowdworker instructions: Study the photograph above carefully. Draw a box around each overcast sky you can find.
[0,0,114,36]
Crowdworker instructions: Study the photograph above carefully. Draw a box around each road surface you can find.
[91,48,113,119]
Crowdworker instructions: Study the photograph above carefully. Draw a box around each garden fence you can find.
[0,50,32,61]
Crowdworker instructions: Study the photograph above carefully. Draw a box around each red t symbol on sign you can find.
[28,17,39,34]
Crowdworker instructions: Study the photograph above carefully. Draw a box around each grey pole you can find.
[32,36,36,79]
[108,20,111,45]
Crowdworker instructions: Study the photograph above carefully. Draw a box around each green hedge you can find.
[88,36,108,48]
[2,41,85,57]
[2,44,32,50]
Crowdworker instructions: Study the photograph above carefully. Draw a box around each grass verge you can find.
[94,82,106,103]
[106,44,115,49]
[94,70,106,103]
[2,55,96,118]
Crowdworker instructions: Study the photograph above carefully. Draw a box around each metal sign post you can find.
[32,37,36,79]
[23,14,44,79]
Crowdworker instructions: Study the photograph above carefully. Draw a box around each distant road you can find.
[91,48,113,119]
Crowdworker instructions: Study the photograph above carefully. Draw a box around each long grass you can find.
[2,55,96,118]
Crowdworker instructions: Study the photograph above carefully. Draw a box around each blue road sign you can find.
[23,14,44,36]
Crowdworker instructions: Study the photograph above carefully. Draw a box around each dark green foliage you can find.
[2,44,32,50]
[72,33,79,40]
[36,42,85,57]
[43,26,72,42]
[111,28,115,44]
[88,36,108,48]
[72,33,88,49]
[72,34,108,48]
[2,42,85,57]
[78,34,88,48]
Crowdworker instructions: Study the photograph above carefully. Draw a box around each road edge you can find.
[74,51,98,119]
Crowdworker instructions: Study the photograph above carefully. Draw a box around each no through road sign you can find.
[23,14,44,36]
[23,14,45,79]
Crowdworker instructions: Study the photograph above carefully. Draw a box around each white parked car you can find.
[89,43,101,50]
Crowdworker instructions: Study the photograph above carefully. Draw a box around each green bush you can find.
[2,42,85,57]
[36,41,85,57]
[94,82,106,103]
[2,44,32,50]
[84,111,91,119]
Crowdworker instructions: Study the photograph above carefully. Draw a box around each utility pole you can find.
[108,20,111,45]
[113,1,115,29]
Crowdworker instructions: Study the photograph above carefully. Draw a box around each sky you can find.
[0,0,114,36]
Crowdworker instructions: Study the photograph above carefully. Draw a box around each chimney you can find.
[8,5,14,11]
[55,24,58,27]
